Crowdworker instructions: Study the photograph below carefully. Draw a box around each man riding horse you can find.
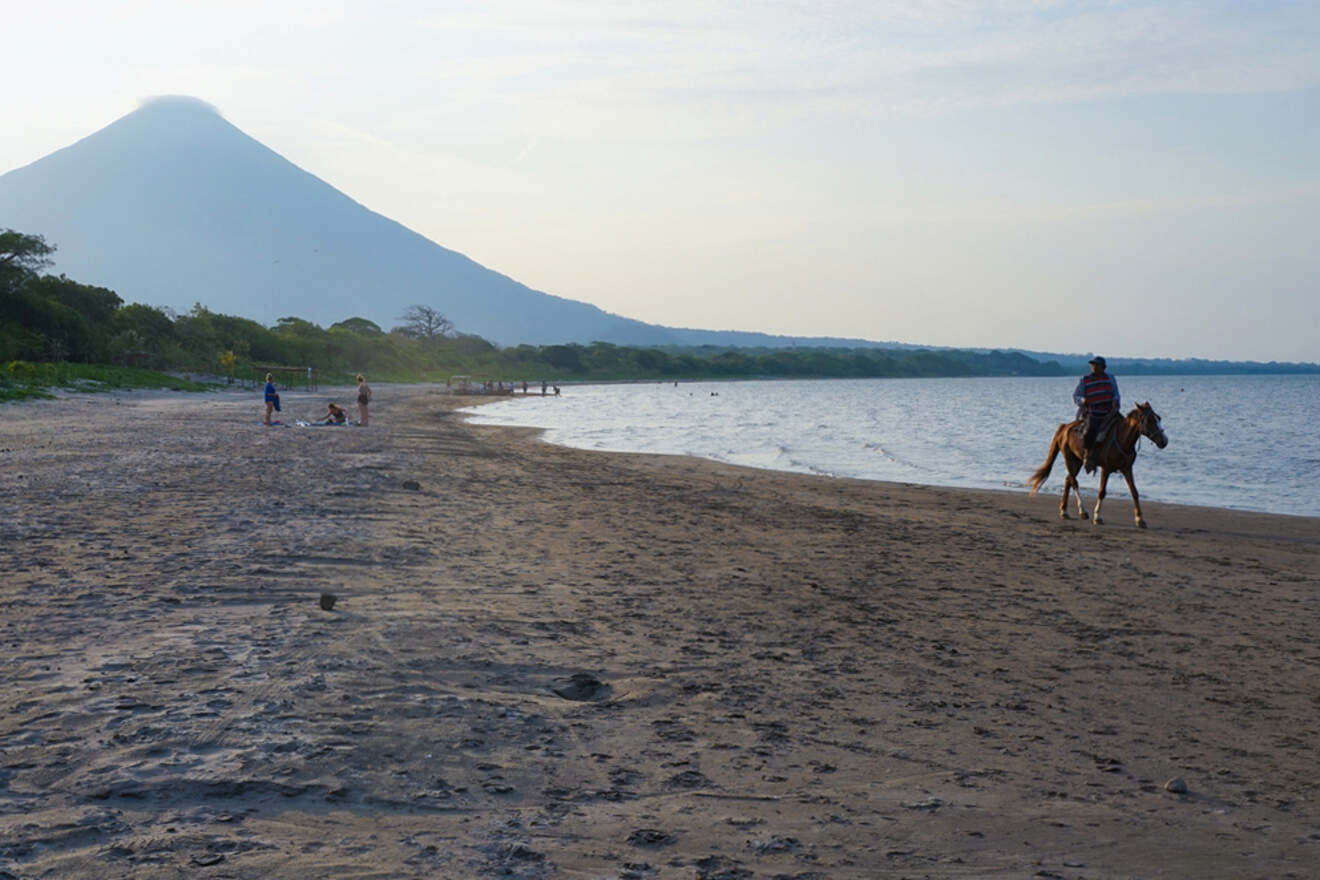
[1031,359,1167,528]
[1073,355,1120,473]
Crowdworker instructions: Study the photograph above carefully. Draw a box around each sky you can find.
[3,1,1318,361]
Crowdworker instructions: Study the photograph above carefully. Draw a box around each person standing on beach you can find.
[263,372,280,426]
[1073,356,1120,473]
[356,374,372,426]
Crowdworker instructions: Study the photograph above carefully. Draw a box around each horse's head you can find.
[1134,402,1167,449]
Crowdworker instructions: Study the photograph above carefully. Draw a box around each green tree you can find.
[218,349,237,380]
[114,304,177,351]
[29,275,122,326]
[542,344,582,370]
[632,348,668,371]
[451,334,496,356]
[0,229,55,291]
[330,316,384,335]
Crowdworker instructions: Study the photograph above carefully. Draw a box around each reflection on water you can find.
[463,375,1320,518]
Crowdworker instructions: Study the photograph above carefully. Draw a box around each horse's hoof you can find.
[1093,517,1104,526]
[1137,520,1148,529]
[1079,512,1089,521]
[1059,512,1069,520]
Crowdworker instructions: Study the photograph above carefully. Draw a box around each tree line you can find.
[2,228,1068,384]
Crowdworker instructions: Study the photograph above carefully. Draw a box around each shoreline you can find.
[31,380,1315,521]
[14,382,1320,528]
[456,399,1320,527]
[13,383,1320,528]
[2,386,1316,877]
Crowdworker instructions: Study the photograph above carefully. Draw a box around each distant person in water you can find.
[356,374,371,426]
[263,373,280,425]
[322,402,347,425]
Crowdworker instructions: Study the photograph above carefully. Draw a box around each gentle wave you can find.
[463,375,1320,518]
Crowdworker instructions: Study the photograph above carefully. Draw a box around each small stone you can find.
[1165,777,1189,794]
[319,593,337,611]
[749,835,800,854]
[627,828,675,848]
[666,769,710,789]
[498,842,543,862]
[551,672,610,702]
[402,479,421,490]
[903,797,944,811]
[191,853,225,866]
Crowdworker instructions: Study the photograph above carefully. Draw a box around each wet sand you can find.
[1,385,1317,879]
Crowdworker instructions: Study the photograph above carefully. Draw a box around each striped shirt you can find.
[1073,373,1120,414]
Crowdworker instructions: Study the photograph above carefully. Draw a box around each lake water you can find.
[462,375,1320,518]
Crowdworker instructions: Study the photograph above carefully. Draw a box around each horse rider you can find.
[1073,355,1121,473]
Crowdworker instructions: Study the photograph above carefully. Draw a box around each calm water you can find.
[463,375,1320,518]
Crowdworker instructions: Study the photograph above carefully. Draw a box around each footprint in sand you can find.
[550,672,610,702]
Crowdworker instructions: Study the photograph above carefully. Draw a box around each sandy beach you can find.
[1,384,1316,879]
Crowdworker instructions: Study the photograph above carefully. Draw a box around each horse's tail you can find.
[1028,427,1063,494]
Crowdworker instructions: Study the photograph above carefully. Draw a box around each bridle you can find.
[1134,405,1167,450]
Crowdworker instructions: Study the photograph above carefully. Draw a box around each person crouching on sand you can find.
[322,402,347,425]
[263,373,280,426]
[356,374,371,426]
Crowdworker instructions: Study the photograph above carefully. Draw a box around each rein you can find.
[1104,411,1142,465]
[1127,408,1163,457]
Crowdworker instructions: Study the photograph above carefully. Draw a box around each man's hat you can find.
[1088,356,1107,368]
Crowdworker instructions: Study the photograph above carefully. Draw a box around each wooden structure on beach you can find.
[246,365,318,392]
[447,374,515,396]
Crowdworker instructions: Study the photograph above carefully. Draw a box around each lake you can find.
[462,374,1320,518]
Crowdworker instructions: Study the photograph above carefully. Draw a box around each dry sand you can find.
[0,384,1316,879]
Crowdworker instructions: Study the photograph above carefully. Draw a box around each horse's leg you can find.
[1059,466,1070,519]
[1122,466,1146,528]
[1092,468,1109,525]
[1063,451,1086,519]
[1058,447,1072,517]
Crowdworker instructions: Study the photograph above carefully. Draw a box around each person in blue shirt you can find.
[1072,356,1120,472]
[263,372,281,426]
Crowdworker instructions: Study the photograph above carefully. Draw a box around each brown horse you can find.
[1028,402,1168,527]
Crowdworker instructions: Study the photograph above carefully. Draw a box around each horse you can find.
[1028,402,1168,528]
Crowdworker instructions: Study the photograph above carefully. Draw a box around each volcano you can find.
[0,97,680,345]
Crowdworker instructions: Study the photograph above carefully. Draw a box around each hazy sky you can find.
[4,1,1318,360]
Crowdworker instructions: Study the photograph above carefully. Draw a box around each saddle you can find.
[1070,410,1119,439]
[1070,410,1121,473]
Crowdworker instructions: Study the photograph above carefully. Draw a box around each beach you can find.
[1,385,1316,879]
